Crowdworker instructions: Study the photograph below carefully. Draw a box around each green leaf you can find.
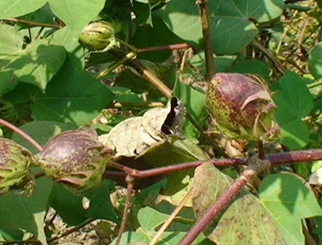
[259,173,322,245]
[132,17,182,62]
[12,121,77,154]
[133,0,153,26]
[309,41,322,79]
[0,177,54,245]
[173,81,208,139]
[229,59,270,80]
[111,207,211,245]
[49,180,119,226]
[0,25,67,93]
[155,0,284,54]
[30,54,115,125]
[0,0,47,19]
[192,163,286,245]
[48,0,106,38]
[273,70,314,149]
[189,52,236,74]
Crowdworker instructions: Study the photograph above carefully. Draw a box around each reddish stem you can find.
[0,118,43,151]
[136,43,190,53]
[115,175,135,245]
[178,171,253,245]
[111,149,322,179]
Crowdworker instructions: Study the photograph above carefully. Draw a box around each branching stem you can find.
[0,118,43,151]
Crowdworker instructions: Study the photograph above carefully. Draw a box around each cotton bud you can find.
[206,73,279,140]
[37,128,114,193]
[79,20,121,51]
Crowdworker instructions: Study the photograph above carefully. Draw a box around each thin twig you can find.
[115,176,135,245]
[149,188,193,245]
[47,218,95,243]
[95,51,136,79]
[127,59,172,98]
[136,43,190,53]
[3,18,63,29]
[0,239,41,244]
[257,140,265,159]
[251,40,285,75]
[0,118,43,151]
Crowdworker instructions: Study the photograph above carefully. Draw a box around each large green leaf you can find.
[0,0,47,19]
[259,173,322,245]
[48,0,105,38]
[192,163,286,245]
[229,59,270,80]
[309,41,322,79]
[273,70,314,149]
[155,0,284,54]
[30,54,115,125]
[0,177,53,245]
[49,180,119,226]
[0,24,67,94]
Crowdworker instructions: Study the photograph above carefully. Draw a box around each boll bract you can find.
[0,138,34,195]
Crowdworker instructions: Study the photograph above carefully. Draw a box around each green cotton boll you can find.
[206,73,279,141]
[79,20,121,51]
[0,138,35,195]
[37,127,114,194]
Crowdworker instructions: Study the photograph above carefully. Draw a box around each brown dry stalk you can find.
[196,0,215,82]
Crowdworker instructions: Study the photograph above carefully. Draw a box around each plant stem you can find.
[95,51,137,79]
[251,40,285,75]
[115,176,135,245]
[108,148,322,179]
[196,0,215,82]
[127,59,172,98]
[257,140,265,159]
[307,79,322,88]
[0,118,43,151]
[178,155,270,245]
[3,18,63,29]
[136,43,190,53]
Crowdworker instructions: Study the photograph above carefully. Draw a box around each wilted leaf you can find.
[100,97,185,157]
[259,173,322,245]
[192,163,286,245]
